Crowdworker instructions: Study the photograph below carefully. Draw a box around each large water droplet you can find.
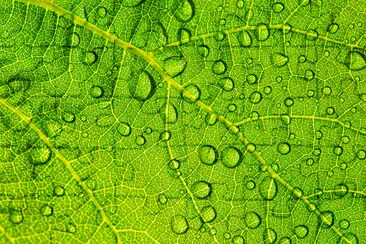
[30,145,52,165]
[160,131,171,141]
[259,176,278,200]
[171,215,189,234]
[40,205,53,216]
[201,205,216,223]
[221,146,242,168]
[263,228,277,243]
[218,77,234,91]
[319,210,335,229]
[130,71,156,101]
[277,142,291,155]
[339,219,350,229]
[256,24,270,41]
[181,84,201,102]
[249,91,262,104]
[238,31,252,47]
[294,225,308,239]
[117,122,132,137]
[199,145,219,165]
[232,235,245,244]
[9,209,23,224]
[53,185,65,196]
[191,181,212,199]
[173,0,195,22]
[244,211,262,229]
[346,51,366,71]
[135,135,146,146]
[89,85,104,98]
[272,53,289,68]
[212,60,227,75]
[177,28,191,42]
[160,102,178,124]
[164,57,187,77]
[338,233,358,244]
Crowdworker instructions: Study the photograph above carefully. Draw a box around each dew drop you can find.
[84,51,98,65]
[294,225,308,239]
[53,185,65,196]
[244,211,262,229]
[356,149,365,160]
[256,23,270,41]
[214,31,226,42]
[197,45,210,58]
[135,135,146,146]
[199,145,219,166]
[328,23,339,34]
[171,215,189,234]
[212,60,227,75]
[322,86,332,95]
[246,74,258,84]
[249,91,262,104]
[177,27,191,42]
[164,57,187,77]
[9,209,23,224]
[284,97,294,107]
[319,210,335,229]
[273,2,285,13]
[264,86,272,94]
[117,122,132,137]
[160,131,171,141]
[70,32,80,48]
[221,146,242,168]
[160,102,178,124]
[338,233,358,244]
[67,223,77,233]
[246,180,256,190]
[334,183,348,198]
[218,77,235,91]
[333,145,343,155]
[238,30,252,47]
[89,85,104,98]
[201,205,216,223]
[279,237,292,244]
[263,228,277,243]
[181,84,201,103]
[272,53,289,68]
[277,142,291,155]
[97,6,108,18]
[158,193,168,204]
[30,145,52,165]
[205,113,218,126]
[62,112,75,123]
[130,71,156,101]
[168,159,180,170]
[191,181,213,199]
[174,0,195,22]
[40,205,53,216]
[346,51,366,71]
[232,235,245,244]
[259,176,278,200]
[304,69,315,80]
[227,104,237,112]
[339,219,350,229]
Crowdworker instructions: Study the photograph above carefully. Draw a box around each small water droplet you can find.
[319,210,335,229]
[304,69,315,80]
[263,228,277,243]
[191,181,213,199]
[356,149,365,160]
[160,131,171,141]
[181,84,201,102]
[201,205,216,223]
[67,223,77,233]
[173,0,195,22]
[199,145,218,166]
[339,219,350,229]
[164,57,187,77]
[294,225,308,239]
[259,177,278,200]
[277,142,291,155]
[249,91,262,104]
[9,209,24,224]
[130,71,156,101]
[218,77,234,91]
[84,51,98,65]
[168,159,180,170]
[256,23,270,41]
[273,2,285,13]
[246,74,258,84]
[238,31,252,47]
[212,60,227,75]
[197,45,210,57]
[40,205,53,216]
[221,146,242,168]
[62,112,76,123]
[327,23,339,33]
[244,211,262,229]
[117,122,132,137]
[232,235,245,244]
[135,135,146,146]
[272,53,289,68]
[53,185,65,196]
[158,193,168,204]
[97,6,108,18]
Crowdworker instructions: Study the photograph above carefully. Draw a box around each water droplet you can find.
[160,131,171,141]
[244,211,262,229]
[339,219,350,229]
[356,149,365,160]
[97,6,108,18]
[227,104,237,112]
[130,71,156,101]
[89,85,104,98]
[30,145,52,165]
[218,77,234,91]
[246,180,256,190]
[249,91,262,104]
[277,142,291,155]
[232,235,245,244]
[40,205,53,216]
[164,57,187,77]
[280,115,291,125]
[191,181,212,199]
[221,146,242,168]
[177,28,191,42]
[238,31,252,47]
[304,69,315,80]
[53,185,65,196]
[306,29,318,41]
[334,183,348,198]
[256,24,270,41]
[181,84,201,102]
[273,2,285,13]
[214,31,226,41]
[322,86,332,95]
[160,102,178,124]
[272,53,289,68]
[259,176,278,200]
[247,143,256,152]
[171,215,189,234]
[279,237,292,244]
[117,122,132,137]
[327,23,339,33]
[67,223,77,233]
[62,112,75,123]
[173,0,195,22]
[197,45,210,58]
[333,145,343,156]
[224,232,231,239]
[319,210,334,229]
[205,113,217,126]
[263,228,277,243]
[70,32,80,48]
[84,51,98,65]
[264,86,272,94]
[294,225,308,239]
[284,97,294,107]
[201,205,216,223]
[199,145,218,166]
[168,159,180,170]
[158,193,168,204]
[338,233,358,244]
[135,135,146,146]
[346,51,366,71]
[9,209,23,224]
[246,74,258,84]
[212,60,227,75]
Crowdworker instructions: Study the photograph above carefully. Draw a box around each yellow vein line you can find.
[0,224,15,244]
[234,115,366,135]
[0,98,121,244]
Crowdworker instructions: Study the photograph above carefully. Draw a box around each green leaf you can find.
[0,0,365,243]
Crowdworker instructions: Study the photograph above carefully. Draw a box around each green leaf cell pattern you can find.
[0,0,365,243]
